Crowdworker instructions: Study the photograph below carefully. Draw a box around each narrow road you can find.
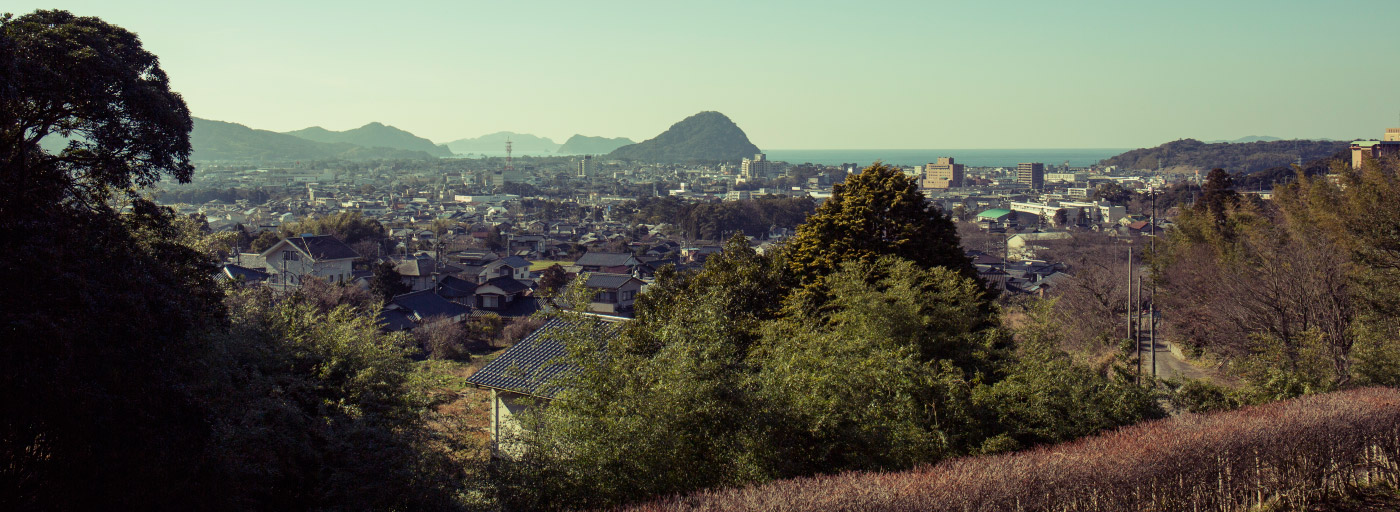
[1135,312,1209,382]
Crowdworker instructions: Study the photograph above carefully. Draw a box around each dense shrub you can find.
[631,387,1400,512]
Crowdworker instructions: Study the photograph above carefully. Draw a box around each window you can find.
[621,290,635,301]
[284,251,299,261]
[594,291,618,303]
[481,295,499,308]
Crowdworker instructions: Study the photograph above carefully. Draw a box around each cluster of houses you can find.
[218,234,664,332]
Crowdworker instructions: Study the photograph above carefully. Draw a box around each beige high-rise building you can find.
[741,153,770,179]
[577,155,593,177]
[921,157,964,189]
[1017,162,1044,190]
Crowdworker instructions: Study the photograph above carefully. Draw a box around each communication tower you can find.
[505,138,513,172]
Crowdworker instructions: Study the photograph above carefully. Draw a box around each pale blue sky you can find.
[10,0,1400,148]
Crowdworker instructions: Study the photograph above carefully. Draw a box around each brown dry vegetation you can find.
[629,387,1400,512]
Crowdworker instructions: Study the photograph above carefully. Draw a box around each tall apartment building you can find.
[741,153,771,179]
[577,155,593,177]
[1017,162,1045,190]
[921,157,964,189]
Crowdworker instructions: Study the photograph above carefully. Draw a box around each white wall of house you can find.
[491,390,536,458]
[588,280,642,314]
[264,246,355,289]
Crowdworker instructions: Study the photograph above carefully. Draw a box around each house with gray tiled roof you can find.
[583,273,644,316]
[464,314,627,456]
[258,235,359,290]
[385,289,470,325]
[473,276,531,312]
[575,251,640,274]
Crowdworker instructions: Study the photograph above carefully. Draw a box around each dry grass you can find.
[416,352,505,459]
[629,387,1400,512]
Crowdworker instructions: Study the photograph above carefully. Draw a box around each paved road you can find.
[1135,313,1209,382]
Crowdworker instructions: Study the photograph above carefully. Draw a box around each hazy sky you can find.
[10,0,1400,148]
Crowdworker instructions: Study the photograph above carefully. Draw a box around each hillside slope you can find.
[191,118,436,162]
[631,388,1400,512]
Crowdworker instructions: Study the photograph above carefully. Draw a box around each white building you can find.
[258,235,359,290]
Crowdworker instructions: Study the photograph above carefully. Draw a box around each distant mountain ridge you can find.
[284,122,453,157]
[191,118,437,162]
[556,134,635,155]
[607,111,761,163]
[1100,138,1347,172]
[1207,135,1283,144]
[444,132,559,154]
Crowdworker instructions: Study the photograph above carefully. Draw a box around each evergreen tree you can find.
[370,261,410,301]
[784,163,974,293]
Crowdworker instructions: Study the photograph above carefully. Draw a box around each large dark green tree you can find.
[1,10,194,213]
[784,162,974,291]
[1,10,217,508]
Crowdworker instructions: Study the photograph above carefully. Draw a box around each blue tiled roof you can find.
[220,264,270,282]
[465,315,625,398]
[437,275,477,298]
[377,309,417,332]
[482,276,530,295]
[390,289,470,320]
[584,273,639,290]
[499,255,533,269]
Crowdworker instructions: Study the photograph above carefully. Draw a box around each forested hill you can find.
[284,122,453,157]
[1101,138,1347,172]
[1232,147,1350,190]
[191,118,437,162]
[607,111,761,163]
[556,134,635,155]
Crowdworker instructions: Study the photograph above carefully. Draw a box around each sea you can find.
[763,148,1131,168]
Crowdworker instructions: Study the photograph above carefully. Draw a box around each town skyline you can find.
[8,0,1400,149]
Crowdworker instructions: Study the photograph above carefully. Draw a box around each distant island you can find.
[556,134,635,155]
[190,118,438,162]
[443,132,559,154]
[1100,138,1348,173]
[608,111,761,163]
[284,122,453,157]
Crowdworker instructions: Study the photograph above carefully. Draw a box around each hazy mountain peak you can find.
[556,134,635,155]
[283,122,453,157]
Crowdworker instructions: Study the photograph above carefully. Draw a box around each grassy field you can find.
[529,260,572,271]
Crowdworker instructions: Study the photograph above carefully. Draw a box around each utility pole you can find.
[1149,187,1157,382]
[1128,246,1137,384]
[1131,275,1142,383]
[1150,303,1157,379]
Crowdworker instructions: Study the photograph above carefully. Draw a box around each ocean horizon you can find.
[764,148,1131,168]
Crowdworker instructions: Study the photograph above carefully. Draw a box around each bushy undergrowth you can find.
[630,387,1400,512]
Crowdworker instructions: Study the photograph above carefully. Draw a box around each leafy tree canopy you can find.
[785,162,974,292]
[1,10,194,212]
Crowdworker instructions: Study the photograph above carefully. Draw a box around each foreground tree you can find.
[2,12,466,509]
[1,10,194,213]
[1,11,220,508]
